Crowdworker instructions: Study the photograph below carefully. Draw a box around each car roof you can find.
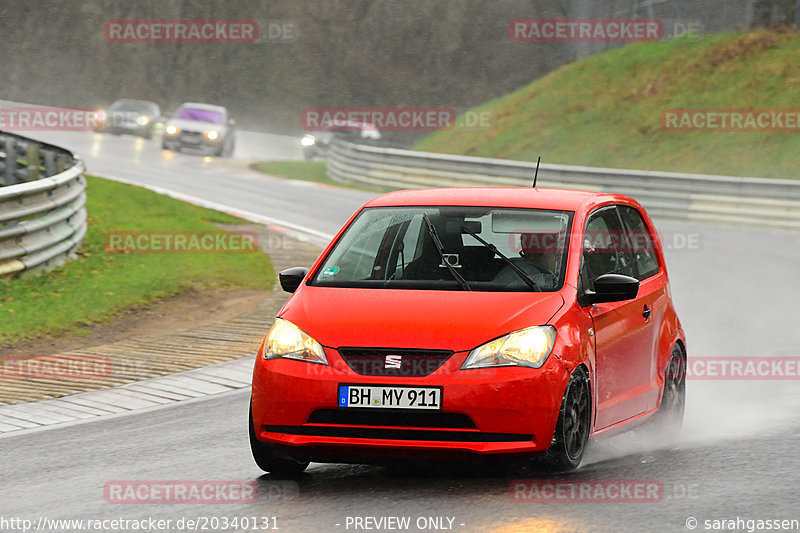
[363,187,639,212]
[111,99,158,107]
[177,102,227,113]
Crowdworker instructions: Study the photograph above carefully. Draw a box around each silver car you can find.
[162,102,236,157]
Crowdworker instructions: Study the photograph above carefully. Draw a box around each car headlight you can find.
[96,110,107,122]
[136,115,150,126]
[165,124,179,135]
[205,130,219,140]
[263,319,328,365]
[462,326,556,370]
[301,134,316,146]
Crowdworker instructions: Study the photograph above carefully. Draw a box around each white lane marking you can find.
[0,357,255,438]
[0,414,40,429]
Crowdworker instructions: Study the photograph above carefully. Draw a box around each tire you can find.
[249,405,309,477]
[651,344,686,433]
[544,367,591,471]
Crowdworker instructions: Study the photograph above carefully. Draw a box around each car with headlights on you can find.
[96,98,161,139]
[250,187,686,476]
[161,102,235,156]
[301,120,381,160]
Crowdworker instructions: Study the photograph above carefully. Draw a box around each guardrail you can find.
[0,132,87,276]
[328,139,800,231]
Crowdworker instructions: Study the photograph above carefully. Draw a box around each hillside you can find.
[416,30,800,179]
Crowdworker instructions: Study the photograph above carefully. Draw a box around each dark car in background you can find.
[96,99,161,139]
[161,102,236,157]
[301,121,381,160]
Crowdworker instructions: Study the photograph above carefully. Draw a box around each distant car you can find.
[301,121,381,160]
[161,102,235,157]
[250,187,686,476]
[96,99,161,139]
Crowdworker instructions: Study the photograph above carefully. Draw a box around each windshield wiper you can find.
[460,225,541,292]
[421,214,470,291]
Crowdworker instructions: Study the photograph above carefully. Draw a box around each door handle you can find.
[642,305,651,319]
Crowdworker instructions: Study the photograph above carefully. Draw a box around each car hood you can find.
[167,118,227,133]
[279,287,565,352]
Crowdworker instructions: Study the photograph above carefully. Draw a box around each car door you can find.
[617,204,668,414]
[582,206,656,430]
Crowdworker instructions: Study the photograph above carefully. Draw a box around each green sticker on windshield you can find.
[322,266,340,276]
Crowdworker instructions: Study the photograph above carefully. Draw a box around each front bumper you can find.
[163,132,222,153]
[251,347,570,460]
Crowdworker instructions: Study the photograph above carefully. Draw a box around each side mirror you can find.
[581,273,639,306]
[279,267,309,293]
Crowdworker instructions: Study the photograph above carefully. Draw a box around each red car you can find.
[250,188,686,475]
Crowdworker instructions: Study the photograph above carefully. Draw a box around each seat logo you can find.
[384,355,402,369]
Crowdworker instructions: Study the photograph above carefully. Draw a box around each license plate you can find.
[338,384,442,410]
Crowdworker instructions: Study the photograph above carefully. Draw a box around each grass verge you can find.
[416,29,800,180]
[0,175,273,347]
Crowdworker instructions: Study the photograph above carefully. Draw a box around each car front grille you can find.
[179,131,204,143]
[338,348,453,377]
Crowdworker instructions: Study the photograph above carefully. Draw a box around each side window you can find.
[618,206,660,280]
[336,220,390,280]
[581,207,635,290]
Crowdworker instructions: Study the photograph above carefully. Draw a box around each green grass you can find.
[251,161,391,192]
[416,29,800,179]
[0,176,273,347]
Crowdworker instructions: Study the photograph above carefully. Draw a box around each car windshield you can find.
[176,107,223,123]
[311,206,572,292]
